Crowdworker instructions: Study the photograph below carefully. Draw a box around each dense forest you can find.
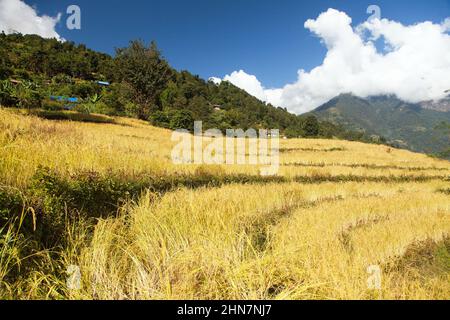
[0,32,374,140]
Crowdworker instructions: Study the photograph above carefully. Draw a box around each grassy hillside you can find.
[1,108,449,300]
[0,33,365,141]
[313,94,450,157]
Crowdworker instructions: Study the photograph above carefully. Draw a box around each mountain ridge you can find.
[312,93,450,158]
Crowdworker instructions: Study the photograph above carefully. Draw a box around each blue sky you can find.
[27,0,450,88]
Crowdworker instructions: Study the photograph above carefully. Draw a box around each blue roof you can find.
[97,81,110,86]
[50,96,79,103]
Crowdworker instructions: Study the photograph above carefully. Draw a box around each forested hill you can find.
[313,94,450,158]
[0,33,366,140]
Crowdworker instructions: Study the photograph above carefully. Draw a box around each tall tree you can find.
[303,115,320,137]
[114,40,173,119]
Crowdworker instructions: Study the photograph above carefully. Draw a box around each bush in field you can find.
[121,101,140,118]
[30,167,136,239]
[169,109,194,130]
[0,65,13,80]
[0,80,43,109]
[71,81,101,99]
[15,84,43,109]
[75,93,103,114]
[0,188,24,229]
[0,80,17,106]
[42,99,64,111]
[91,101,117,116]
[150,110,171,128]
[74,103,95,114]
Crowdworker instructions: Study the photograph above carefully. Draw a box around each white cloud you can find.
[214,9,450,114]
[0,0,62,40]
[223,70,269,102]
[208,77,222,85]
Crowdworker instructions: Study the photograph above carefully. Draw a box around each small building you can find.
[97,81,110,86]
[50,96,79,110]
[50,96,79,103]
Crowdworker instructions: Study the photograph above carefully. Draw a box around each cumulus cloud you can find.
[223,70,269,102]
[214,9,450,114]
[220,70,285,107]
[0,0,62,40]
[208,77,222,85]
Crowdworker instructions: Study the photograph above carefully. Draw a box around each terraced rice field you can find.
[0,108,449,299]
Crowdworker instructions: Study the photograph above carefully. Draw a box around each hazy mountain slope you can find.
[312,94,450,156]
[420,96,450,112]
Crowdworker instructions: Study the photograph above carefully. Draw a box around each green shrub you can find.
[0,188,24,229]
[124,101,140,118]
[42,99,64,111]
[0,65,13,80]
[72,82,100,99]
[91,101,117,116]
[150,110,170,128]
[169,109,194,130]
[0,80,17,107]
[52,74,74,85]
[28,110,115,124]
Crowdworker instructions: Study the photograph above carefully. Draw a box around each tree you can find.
[169,110,194,130]
[303,115,320,137]
[0,80,17,106]
[15,81,43,109]
[114,40,173,120]
[150,110,170,128]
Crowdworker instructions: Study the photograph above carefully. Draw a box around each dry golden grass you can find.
[68,181,449,300]
[0,107,449,300]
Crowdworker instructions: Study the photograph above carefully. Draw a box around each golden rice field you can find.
[0,108,449,300]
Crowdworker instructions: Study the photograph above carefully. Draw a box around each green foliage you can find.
[0,33,372,142]
[0,80,43,108]
[42,99,64,111]
[302,115,320,137]
[169,109,194,130]
[314,94,450,157]
[28,110,115,124]
[0,33,112,79]
[114,40,173,119]
[0,65,13,80]
[15,81,43,109]
[75,93,104,114]
[150,110,171,128]
[0,188,24,228]
[0,80,17,106]
[71,81,100,99]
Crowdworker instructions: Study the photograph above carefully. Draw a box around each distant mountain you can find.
[312,94,450,157]
[420,96,450,112]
